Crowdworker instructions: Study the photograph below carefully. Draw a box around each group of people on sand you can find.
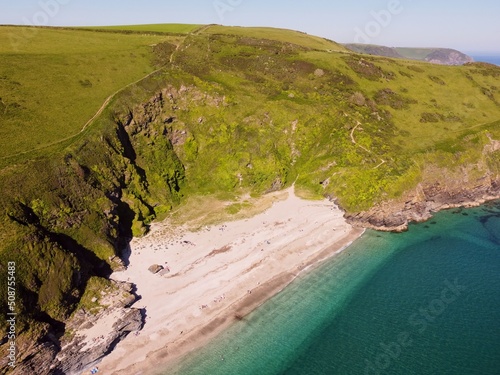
[214,294,226,303]
[199,294,225,310]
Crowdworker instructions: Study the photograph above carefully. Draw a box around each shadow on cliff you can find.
[51,232,113,279]
[116,199,135,267]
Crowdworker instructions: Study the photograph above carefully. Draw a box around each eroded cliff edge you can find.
[346,139,500,231]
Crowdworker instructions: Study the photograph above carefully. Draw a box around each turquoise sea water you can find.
[164,202,500,375]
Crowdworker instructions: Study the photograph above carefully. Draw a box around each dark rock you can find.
[53,308,143,374]
[148,264,164,274]
[46,281,143,374]
[112,309,143,332]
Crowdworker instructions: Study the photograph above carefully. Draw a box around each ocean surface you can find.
[471,55,500,66]
[164,201,500,375]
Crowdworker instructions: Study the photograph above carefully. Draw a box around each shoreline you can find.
[132,229,362,375]
[346,182,500,232]
[87,187,364,375]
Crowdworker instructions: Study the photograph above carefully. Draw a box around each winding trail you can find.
[0,68,166,162]
[192,24,213,35]
[0,27,214,164]
[349,120,386,169]
[350,122,371,154]
[3,25,497,164]
[345,112,499,170]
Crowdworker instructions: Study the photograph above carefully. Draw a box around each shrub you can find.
[350,92,366,106]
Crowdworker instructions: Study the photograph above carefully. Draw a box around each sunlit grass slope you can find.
[164,31,500,210]
[203,25,348,52]
[85,23,202,34]
[0,26,174,158]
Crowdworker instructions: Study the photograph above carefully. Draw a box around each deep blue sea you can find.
[471,55,500,66]
[163,201,500,375]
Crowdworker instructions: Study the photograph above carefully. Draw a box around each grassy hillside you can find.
[85,23,202,34]
[394,47,437,60]
[0,26,175,159]
[0,24,499,371]
[344,43,404,58]
[164,30,500,208]
[205,25,347,52]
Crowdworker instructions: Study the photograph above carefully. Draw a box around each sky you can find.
[1,0,499,54]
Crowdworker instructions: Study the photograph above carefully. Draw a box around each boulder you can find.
[148,264,164,274]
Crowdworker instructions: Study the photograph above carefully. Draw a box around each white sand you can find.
[93,187,363,375]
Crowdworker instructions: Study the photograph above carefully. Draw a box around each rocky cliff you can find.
[0,83,187,374]
[6,281,142,375]
[344,44,474,65]
[424,48,474,65]
[0,82,229,374]
[346,138,500,231]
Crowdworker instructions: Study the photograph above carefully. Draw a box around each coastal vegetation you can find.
[0,24,499,372]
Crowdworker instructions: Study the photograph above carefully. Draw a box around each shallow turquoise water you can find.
[164,202,500,375]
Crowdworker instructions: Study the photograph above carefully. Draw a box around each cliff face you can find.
[6,281,142,375]
[0,85,188,374]
[344,44,474,65]
[0,81,232,374]
[346,178,500,232]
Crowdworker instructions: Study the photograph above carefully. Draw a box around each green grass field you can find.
[308,53,500,151]
[0,26,175,158]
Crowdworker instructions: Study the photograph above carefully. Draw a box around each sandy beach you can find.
[90,187,363,375]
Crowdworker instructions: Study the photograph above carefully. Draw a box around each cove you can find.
[166,201,500,375]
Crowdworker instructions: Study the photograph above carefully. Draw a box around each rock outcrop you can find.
[2,340,59,375]
[0,281,142,375]
[148,264,164,274]
[347,175,500,232]
[347,134,500,231]
[51,281,143,375]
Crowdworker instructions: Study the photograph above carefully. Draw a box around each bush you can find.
[350,92,366,106]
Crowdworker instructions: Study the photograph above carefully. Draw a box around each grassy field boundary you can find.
[82,23,202,35]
